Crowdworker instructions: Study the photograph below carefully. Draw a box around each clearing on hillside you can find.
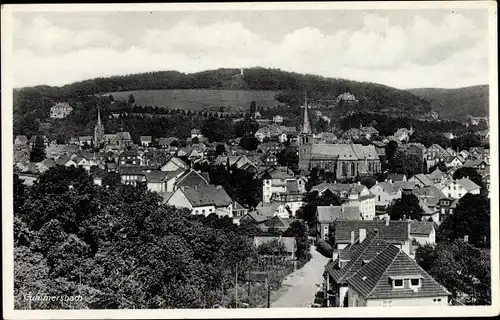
[106,89,282,111]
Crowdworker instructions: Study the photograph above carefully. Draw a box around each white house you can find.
[160,156,189,172]
[50,102,73,119]
[167,184,234,217]
[369,181,402,208]
[440,178,480,199]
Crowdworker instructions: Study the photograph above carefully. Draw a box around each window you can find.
[410,278,420,287]
[393,279,404,288]
[195,210,199,214]
[202,209,205,214]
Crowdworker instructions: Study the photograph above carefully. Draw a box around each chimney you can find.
[359,228,366,243]
[385,218,390,226]
[350,231,355,245]
[403,214,406,221]
[332,249,339,261]
[464,235,469,243]
[357,181,361,185]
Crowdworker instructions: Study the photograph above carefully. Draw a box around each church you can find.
[297,95,381,179]
[94,108,133,149]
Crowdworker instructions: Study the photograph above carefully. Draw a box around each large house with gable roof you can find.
[323,224,449,307]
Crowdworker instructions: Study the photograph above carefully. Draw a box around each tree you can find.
[314,118,329,133]
[283,220,311,262]
[453,167,486,192]
[128,94,136,104]
[390,150,424,177]
[239,136,259,151]
[191,136,199,144]
[415,240,490,305]
[249,101,256,115]
[234,118,259,137]
[30,135,46,162]
[297,190,341,227]
[385,141,398,163]
[276,146,299,172]
[215,144,226,156]
[437,193,490,248]
[201,117,234,143]
[170,140,179,148]
[387,194,423,220]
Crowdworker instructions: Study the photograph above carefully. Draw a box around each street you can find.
[271,246,330,308]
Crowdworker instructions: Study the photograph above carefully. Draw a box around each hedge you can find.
[316,239,333,258]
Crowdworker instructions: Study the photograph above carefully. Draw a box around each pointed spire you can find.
[97,106,102,126]
[302,89,312,134]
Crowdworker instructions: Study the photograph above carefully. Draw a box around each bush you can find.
[316,239,333,258]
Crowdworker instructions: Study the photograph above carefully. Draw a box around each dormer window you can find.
[393,279,404,288]
[410,278,421,287]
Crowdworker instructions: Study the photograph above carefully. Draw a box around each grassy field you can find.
[106,89,281,111]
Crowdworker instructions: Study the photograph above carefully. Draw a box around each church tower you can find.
[94,107,105,146]
[298,91,313,174]
[298,91,313,146]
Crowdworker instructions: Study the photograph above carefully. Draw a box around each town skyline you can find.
[12,7,489,89]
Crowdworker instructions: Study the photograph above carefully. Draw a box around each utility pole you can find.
[235,263,238,308]
[266,274,271,308]
[247,268,251,302]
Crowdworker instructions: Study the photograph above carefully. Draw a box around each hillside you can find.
[14,67,432,114]
[407,85,489,120]
[108,89,281,112]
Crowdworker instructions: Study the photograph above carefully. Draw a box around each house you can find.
[78,136,93,147]
[408,174,434,188]
[253,236,296,259]
[414,185,446,220]
[445,156,464,168]
[437,198,459,222]
[140,136,153,147]
[56,156,77,167]
[258,166,299,203]
[409,221,436,245]
[14,135,28,145]
[329,220,412,254]
[29,135,49,149]
[232,202,249,221]
[316,205,361,241]
[191,128,204,139]
[369,181,402,208]
[160,156,189,172]
[398,143,426,162]
[145,171,170,193]
[16,172,39,186]
[258,215,298,233]
[158,137,178,148]
[462,159,488,171]
[260,152,278,167]
[440,178,480,199]
[50,102,73,119]
[37,158,56,173]
[167,184,234,217]
[174,169,210,191]
[73,155,93,171]
[311,182,376,220]
[118,149,142,166]
[386,173,407,183]
[118,166,148,186]
[443,132,455,140]
[323,226,421,308]
[393,181,420,195]
[273,115,284,123]
[425,144,448,164]
[239,210,274,227]
[346,244,450,307]
[468,147,485,160]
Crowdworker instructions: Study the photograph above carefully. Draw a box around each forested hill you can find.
[14,67,432,115]
[407,85,489,120]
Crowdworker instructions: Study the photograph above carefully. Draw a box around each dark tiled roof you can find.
[118,166,147,175]
[386,173,406,182]
[182,185,233,207]
[347,245,450,299]
[409,221,435,236]
[145,171,168,183]
[317,206,361,223]
[333,220,410,244]
[175,170,209,188]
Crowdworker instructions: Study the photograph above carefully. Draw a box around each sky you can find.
[11,8,491,89]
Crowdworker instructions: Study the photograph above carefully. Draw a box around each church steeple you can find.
[301,90,312,134]
[94,106,105,147]
[298,90,313,146]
